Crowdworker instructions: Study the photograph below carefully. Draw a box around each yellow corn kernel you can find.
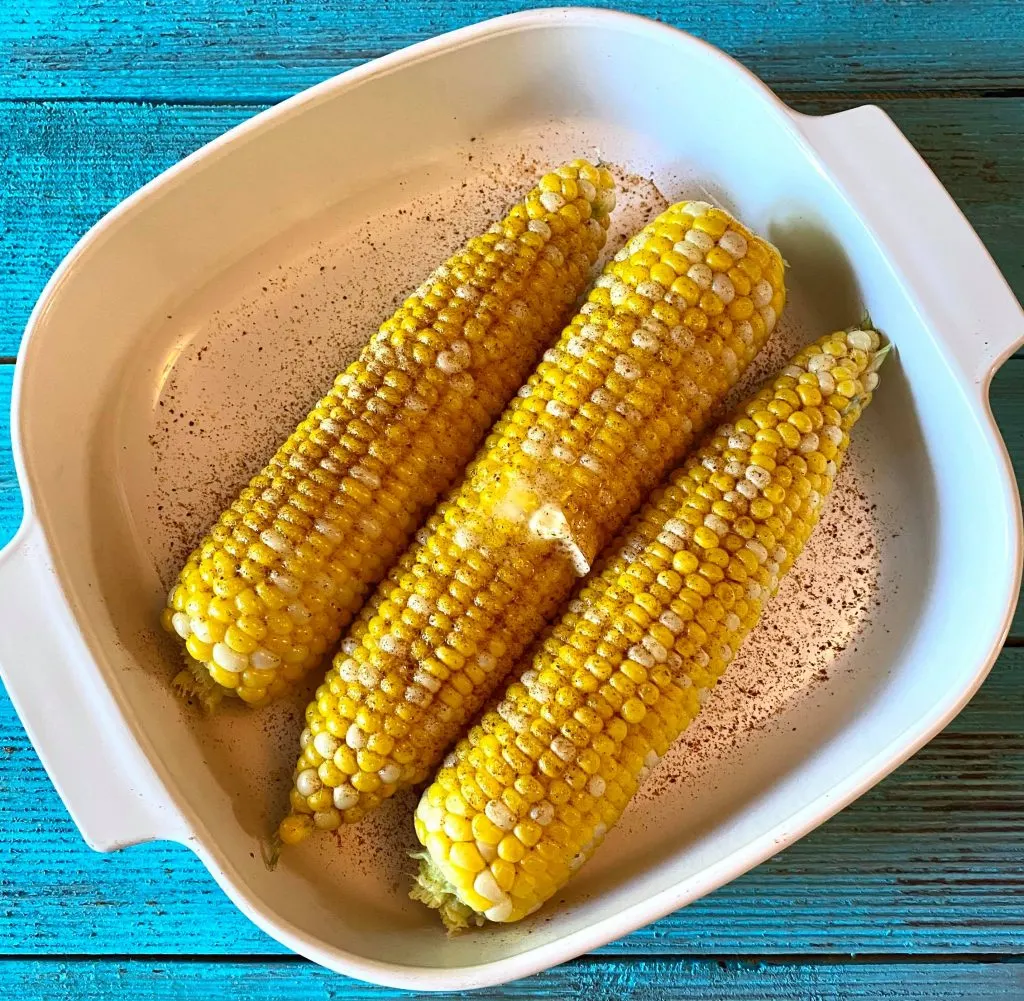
[449,842,486,873]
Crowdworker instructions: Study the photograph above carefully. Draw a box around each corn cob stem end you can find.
[171,654,224,714]
[869,339,893,371]
[409,854,483,934]
[261,831,283,871]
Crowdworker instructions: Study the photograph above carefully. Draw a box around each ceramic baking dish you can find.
[1,6,1022,991]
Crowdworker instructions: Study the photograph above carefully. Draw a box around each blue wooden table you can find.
[2,2,1023,997]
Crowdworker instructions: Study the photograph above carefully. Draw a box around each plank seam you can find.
[1,88,1023,108]
[0,954,1019,966]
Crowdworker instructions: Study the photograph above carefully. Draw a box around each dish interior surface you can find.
[9,17,1016,978]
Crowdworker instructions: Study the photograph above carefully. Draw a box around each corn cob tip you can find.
[409,854,482,934]
[171,654,224,713]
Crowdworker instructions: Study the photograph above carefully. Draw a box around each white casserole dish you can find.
[1,7,1022,991]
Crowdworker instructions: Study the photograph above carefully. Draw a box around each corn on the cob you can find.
[161,162,616,709]
[409,326,885,927]
[278,201,786,843]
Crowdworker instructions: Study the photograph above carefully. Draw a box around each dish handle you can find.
[792,104,1024,381]
[0,518,189,851]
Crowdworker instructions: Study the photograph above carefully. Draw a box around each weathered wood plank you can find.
[1,957,1022,999]
[5,0,1024,101]
[0,102,252,357]
[989,364,1024,636]
[1,97,1021,357]
[0,368,20,538]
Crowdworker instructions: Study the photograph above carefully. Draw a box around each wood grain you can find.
[0,368,18,536]
[6,0,1024,101]
[1,97,1021,356]
[0,957,1022,999]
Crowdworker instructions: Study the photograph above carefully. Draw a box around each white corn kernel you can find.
[313,733,340,760]
[378,763,401,785]
[296,768,321,797]
[540,191,566,212]
[378,634,408,656]
[719,230,748,259]
[212,642,247,673]
[260,528,292,554]
[632,328,661,352]
[484,897,514,922]
[473,869,504,904]
[358,664,382,688]
[673,239,704,264]
[551,736,577,762]
[745,465,771,490]
[685,229,715,254]
[485,799,517,831]
[269,570,301,596]
[712,272,736,304]
[736,478,758,500]
[687,262,713,289]
[413,669,442,694]
[530,801,555,826]
[627,644,655,669]
[847,329,874,351]
[641,634,668,663]
[636,280,665,301]
[614,355,641,380]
